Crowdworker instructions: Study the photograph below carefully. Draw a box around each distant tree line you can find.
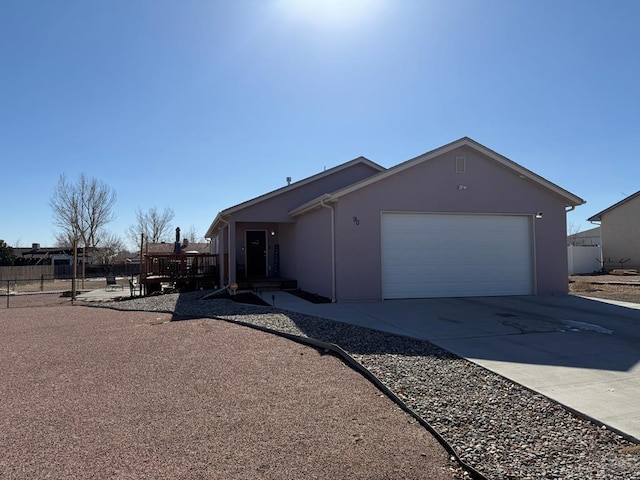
[3,174,205,268]
[0,240,15,266]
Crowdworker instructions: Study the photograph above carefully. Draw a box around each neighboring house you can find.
[124,242,210,264]
[206,137,584,301]
[146,241,210,255]
[588,191,640,270]
[567,226,601,246]
[13,243,94,266]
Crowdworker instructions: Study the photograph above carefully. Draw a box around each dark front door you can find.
[246,230,267,277]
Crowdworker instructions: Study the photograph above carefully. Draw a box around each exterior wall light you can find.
[535,212,543,219]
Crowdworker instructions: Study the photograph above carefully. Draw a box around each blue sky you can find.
[1,0,638,249]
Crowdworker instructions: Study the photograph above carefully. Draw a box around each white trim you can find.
[291,137,584,218]
[206,157,384,237]
[587,190,640,221]
[380,211,535,298]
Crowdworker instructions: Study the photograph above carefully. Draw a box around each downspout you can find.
[320,197,337,303]
[219,216,231,287]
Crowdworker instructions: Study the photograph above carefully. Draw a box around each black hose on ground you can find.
[201,314,491,480]
[89,303,490,478]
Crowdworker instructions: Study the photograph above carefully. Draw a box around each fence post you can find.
[6,280,9,309]
[41,274,44,292]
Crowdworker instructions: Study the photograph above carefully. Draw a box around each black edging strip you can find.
[81,301,640,474]
[195,313,491,480]
[81,303,490,478]
[86,301,640,447]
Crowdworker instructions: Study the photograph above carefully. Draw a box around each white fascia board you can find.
[293,138,585,210]
[205,212,223,239]
[209,157,385,226]
[466,138,585,206]
[587,190,640,222]
[289,193,334,218]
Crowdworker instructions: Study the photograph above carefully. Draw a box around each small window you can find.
[455,156,466,174]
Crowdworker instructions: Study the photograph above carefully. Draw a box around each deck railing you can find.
[141,253,219,288]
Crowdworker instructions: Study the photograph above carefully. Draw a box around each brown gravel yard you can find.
[0,306,459,480]
[569,274,640,303]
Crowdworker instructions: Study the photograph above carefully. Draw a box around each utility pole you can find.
[72,237,77,303]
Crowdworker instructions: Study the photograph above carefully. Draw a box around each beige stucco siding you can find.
[600,195,640,270]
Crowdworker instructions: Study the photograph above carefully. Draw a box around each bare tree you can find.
[50,174,117,284]
[126,207,174,246]
[567,221,585,246]
[54,230,77,248]
[184,224,205,244]
[94,231,125,266]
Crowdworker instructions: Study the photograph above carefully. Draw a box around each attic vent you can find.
[455,156,466,174]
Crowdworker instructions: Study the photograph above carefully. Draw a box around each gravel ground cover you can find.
[0,306,459,480]
[569,274,640,304]
[100,290,640,480]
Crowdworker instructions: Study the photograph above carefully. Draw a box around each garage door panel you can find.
[382,213,533,298]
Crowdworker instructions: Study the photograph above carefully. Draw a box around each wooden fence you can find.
[0,265,53,281]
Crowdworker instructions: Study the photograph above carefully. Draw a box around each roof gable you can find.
[291,137,584,217]
[206,156,384,237]
[587,191,640,222]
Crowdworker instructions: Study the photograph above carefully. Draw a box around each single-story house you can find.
[567,226,601,246]
[588,191,640,270]
[206,137,584,301]
[13,243,94,266]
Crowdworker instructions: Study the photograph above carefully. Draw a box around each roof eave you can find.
[297,137,585,207]
[216,157,385,220]
[205,212,223,239]
[586,190,640,223]
[460,138,585,207]
[289,193,334,218]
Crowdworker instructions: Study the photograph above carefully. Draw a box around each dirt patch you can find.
[0,306,459,480]
[569,275,640,303]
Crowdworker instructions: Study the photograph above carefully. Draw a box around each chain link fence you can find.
[2,276,76,308]
[2,275,130,308]
[1,264,140,308]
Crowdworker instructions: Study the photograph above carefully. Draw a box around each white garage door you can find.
[381,213,534,299]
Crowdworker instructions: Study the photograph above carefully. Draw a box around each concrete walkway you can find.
[76,285,132,302]
[266,291,640,442]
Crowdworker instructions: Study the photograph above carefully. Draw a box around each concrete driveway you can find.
[271,293,640,441]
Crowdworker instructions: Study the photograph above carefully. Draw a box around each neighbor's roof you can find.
[587,190,640,222]
[567,226,601,238]
[205,156,385,237]
[290,137,585,217]
[145,242,210,254]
